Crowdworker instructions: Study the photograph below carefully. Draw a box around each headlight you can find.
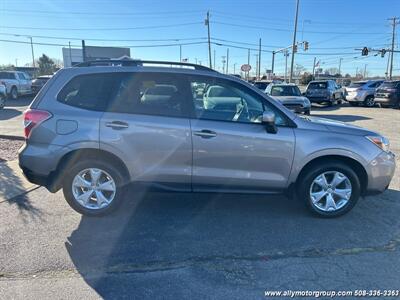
[303,97,311,107]
[366,135,390,152]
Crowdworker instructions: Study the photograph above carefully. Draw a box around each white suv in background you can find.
[0,71,32,99]
[345,80,384,107]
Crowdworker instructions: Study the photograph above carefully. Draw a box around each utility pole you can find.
[388,17,398,80]
[213,49,216,70]
[206,11,212,69]
[247,48,250,80]
[221,56,226,74]
[284,50,289,82]
[338,58,342,76]
[69,41,72,67]
[289,0,300,83]
[363,64,367,78]
[271,51,275,75]
[226,48,229,74]
[82,40,86,62]
[258,38,261,79]
[254,54,259,79]
[179,45,182,62]
[312,57,316,78]
[15,59,18,67]
[29,36,35,69]
[233,63,236,74]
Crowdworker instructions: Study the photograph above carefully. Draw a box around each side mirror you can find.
[262,111,278,134]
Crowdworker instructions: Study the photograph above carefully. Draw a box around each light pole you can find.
[289,0,300,83]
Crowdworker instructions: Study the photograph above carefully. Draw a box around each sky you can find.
[0,0,399,77]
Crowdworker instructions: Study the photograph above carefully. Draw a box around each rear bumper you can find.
[18,142,66,192]
[365,151,396,193]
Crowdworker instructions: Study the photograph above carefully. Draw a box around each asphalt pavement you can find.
[0,103,399,299]
[0,96,32,138]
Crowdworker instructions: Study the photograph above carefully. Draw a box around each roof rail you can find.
[75,59,215,72]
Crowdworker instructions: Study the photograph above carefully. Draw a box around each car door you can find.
[17,73,28,94]
[99,71,192,190]
[188,75,295,192]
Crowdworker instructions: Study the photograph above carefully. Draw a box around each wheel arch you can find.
[295,155,368,194]
[50,148,130,192]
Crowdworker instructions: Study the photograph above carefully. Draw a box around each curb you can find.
[0,134,25,141]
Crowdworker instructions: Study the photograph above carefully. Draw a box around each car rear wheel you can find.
[0,96,5,109]
[63,159,126,216]
[10,86,18,100]
[298,162,361,218]
[363,96,375,107]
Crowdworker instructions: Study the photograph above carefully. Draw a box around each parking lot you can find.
[0,99,398,298]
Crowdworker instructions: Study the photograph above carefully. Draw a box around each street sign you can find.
[241,64,251,72]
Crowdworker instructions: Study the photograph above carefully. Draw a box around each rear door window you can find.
[107,72,189,118]
[57,73,123,111]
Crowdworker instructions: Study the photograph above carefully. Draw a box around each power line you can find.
[0,38,208,48]
[1,22,203,31]
[212,21,388,35]
[0,32,207,42]
[0,8,202,16]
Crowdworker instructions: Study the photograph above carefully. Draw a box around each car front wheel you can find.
[363,96,375,107]
[10,87,18,100]
[62,159,126,216]
[298,162,361,218]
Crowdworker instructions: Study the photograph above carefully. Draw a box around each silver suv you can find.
[19,60,395,218]
[345,80,384,107]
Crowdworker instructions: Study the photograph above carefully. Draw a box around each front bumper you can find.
[374,96,399,106]
[283,103,310,114]
[366,151,396,193]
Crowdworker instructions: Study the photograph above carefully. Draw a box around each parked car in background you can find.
[265,83,311,115]
[374,80,400,109]
[19,60,395,218]
[345,80,383,107]
[305,80,343,106]
[31,75,52,94]
[253,80,272,91]
[0,71,32,99]
[0,83,6,109]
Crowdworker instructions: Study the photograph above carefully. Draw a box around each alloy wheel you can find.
[309,171,352,212]
[72,168,116,210]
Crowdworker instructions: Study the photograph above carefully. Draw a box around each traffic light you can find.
[293,44,298,53]
[304,41,309,51]
[361,47,369,56]
[381,49,386,57]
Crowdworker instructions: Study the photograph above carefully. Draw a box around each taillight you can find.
[23,109,52,139]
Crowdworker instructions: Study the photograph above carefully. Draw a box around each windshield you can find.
[270,85,301,96]
[379,81,399,89]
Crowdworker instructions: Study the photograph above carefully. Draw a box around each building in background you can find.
[62,46,131,67]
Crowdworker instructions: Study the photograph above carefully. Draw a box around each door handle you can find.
[105,121,129,129]
[193,129,217,138]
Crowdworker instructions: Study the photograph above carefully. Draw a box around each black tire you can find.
[349,102,359,106]
[9,86,18,100]
[297,161,361,218]
[304,109,311,115]
[62,159,126,216]
[0,96,5,109]
[363,96,375,107]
